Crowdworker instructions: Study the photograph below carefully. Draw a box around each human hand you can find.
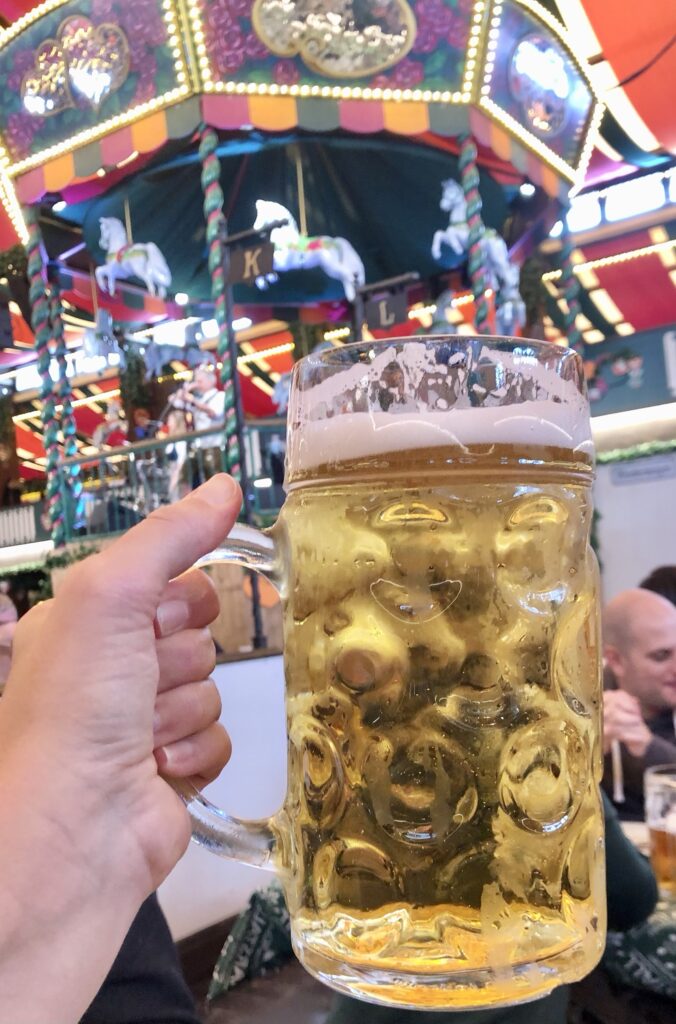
[0,476,242,1022]
[0,474,241,896]
[603,690,653,758]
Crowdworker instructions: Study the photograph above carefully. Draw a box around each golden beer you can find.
[273,442,604,1009]
[648,827,676,895]
[645,765,676,897]
[185,337,604,1009]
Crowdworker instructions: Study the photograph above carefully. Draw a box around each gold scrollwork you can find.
[251,0,417,80]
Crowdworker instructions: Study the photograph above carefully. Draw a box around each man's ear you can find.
[604,644,624,680]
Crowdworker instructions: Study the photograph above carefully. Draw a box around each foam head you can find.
[286,337,593,479]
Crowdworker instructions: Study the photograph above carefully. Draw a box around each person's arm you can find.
[0,475,241,1024]
[643,732,676,768]
[603,690,653,757]
[603,791,658,931]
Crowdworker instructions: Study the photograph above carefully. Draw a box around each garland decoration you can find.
[50,285,82,524]
[597,439,676,464]
[560,214,583,351]
[24,206,65,548]
[198,123,240,482]
[458,133,490,336]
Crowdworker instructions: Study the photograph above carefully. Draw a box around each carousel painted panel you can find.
[480,0,598,179]
[191,0,476,99]
[0,0,190,174]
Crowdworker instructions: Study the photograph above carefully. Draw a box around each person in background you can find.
[640,565,676,607]
[132,407,158,442]
[93,398,127,449]
[170,367,225,485]
[602,588,676,820]
[0,476,239,1023]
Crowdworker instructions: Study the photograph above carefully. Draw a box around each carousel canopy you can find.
[59,130,515,305]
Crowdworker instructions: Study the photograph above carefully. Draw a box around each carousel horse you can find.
[252,200,365,302]
[95,217,172,298]
[431,179,525,335]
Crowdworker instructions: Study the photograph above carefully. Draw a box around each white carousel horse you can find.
[95,217,172,298]
[252,200,365,302]
[431,179,525,335]
[495,260,526,336]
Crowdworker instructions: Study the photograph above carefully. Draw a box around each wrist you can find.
[0,736,147,1022]
[625,729,652,759]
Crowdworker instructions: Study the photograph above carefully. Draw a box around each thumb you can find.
[77,475,243,608]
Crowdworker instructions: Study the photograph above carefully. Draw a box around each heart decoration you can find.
[251,0,416,79]
[22,15,130,117]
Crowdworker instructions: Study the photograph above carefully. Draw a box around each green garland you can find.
[519,253,548,340]
[596,439,676,464]
[119,346,151,420]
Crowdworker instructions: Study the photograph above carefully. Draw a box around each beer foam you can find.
[287,341,593,474]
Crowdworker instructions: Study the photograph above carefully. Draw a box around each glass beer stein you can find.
[181,336,606,1010]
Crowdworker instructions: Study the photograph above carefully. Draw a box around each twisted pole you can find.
[24,206,66,547]
[198,124,240,482]
[50,284,83,527]
[560,214,583,351]
[458,134,491,335]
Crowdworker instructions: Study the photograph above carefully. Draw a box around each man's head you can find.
[603,588,676,712]
[194,367,217,393]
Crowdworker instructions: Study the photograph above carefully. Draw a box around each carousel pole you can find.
[198,123,267,650]
[24,206,66,548]
[560,214,583,351]
[49,281,83,530]
[458,134,491,336]
[198,124,241,478]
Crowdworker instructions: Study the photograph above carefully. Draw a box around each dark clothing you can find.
[603,791,658,930]
[80,894,199,1024]
[602,708,676,821]
[325,791,657,1024]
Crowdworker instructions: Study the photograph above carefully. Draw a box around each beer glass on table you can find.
[645,764,676,896]
[179,336,605,1010]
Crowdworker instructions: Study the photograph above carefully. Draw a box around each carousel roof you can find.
[0,0,674,481]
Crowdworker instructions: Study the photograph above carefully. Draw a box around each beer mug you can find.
[645,764,676,896]
[181,336,605,1010]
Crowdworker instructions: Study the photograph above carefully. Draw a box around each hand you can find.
[0,475,241,1022]
[603,690,653,758]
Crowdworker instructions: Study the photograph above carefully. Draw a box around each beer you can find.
[645,766,676,897]
[185,336,604,1010]
[648,825,676,895]
[273,437,604,1009]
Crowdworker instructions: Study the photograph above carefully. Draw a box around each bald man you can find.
[602,588,676,819]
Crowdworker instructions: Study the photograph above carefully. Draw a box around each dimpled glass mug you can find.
[179,336,606,1011]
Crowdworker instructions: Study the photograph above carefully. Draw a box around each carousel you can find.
[0,0,603,560]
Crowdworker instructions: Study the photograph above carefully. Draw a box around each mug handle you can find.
[171,524,283,868]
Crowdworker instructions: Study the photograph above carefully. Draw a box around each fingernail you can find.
[154,746,171,772]
[155,599,189,637]
[195,474,239,509]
